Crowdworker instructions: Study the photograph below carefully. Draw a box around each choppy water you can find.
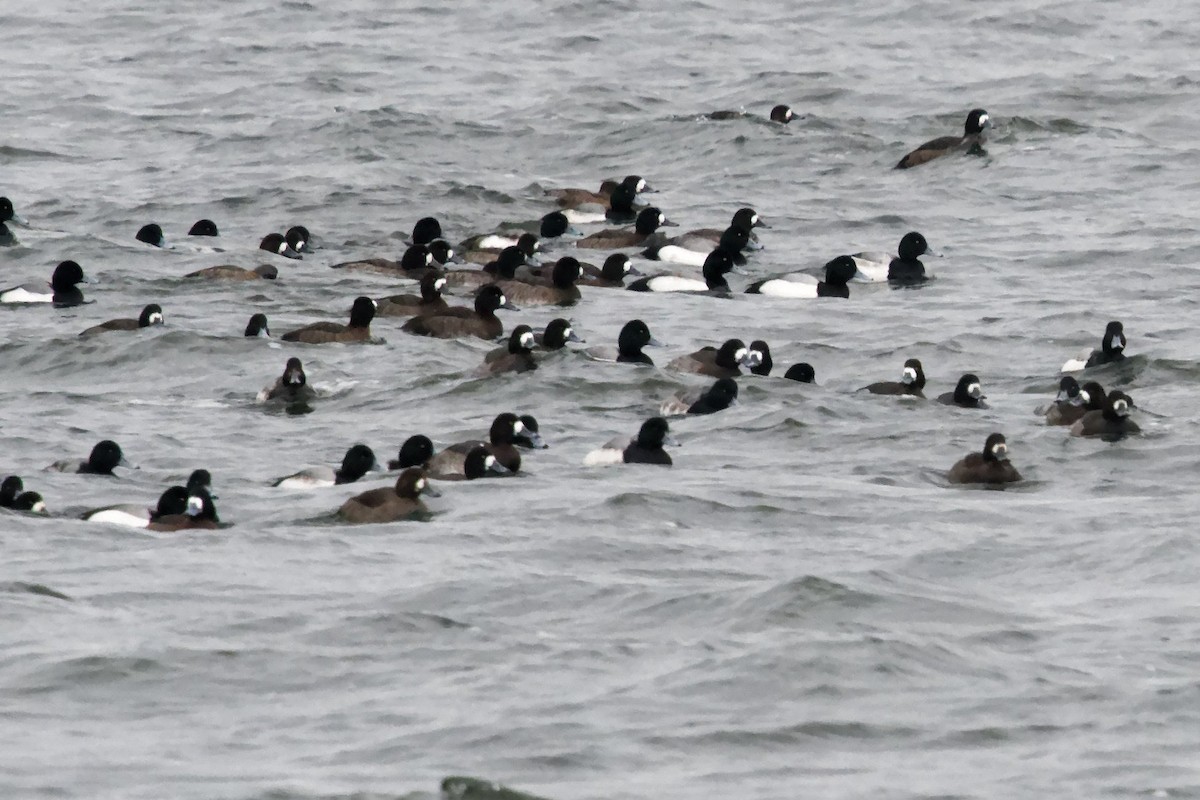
[4,1,1200,798]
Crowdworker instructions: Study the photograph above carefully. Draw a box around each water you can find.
[3,1,1200,798]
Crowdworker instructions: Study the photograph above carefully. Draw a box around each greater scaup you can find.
[257,357,316,403]
[577,254,639,288]
[535,318,583,351]
[745,340,772,375]
[642,225,751,267]
[273,444,381,488]
[10,491,47,514]
[0,197,29,226]
[48,439,133,475]
[286,225,315,253]
[480,326,538,375]
[667,339,752,378]
[337,468,440,524]
[1071,390,1140,439]
[259,233,302,259]
[147,488,220,531]
[427,413,530,477]
[401,284,516,340]
[462,232,541,266]
[948,433,1021,485]
[389,435,435,471]
[244,313,271,338]
[281,297,377,344]
[445,246,531,289]
[1,475,26,508]
[1061,321,1126,372]
[0,260,91,306]
[492,257,582,307]
[660,377,739,416]
[897,109,991,169]
[675,208,769,250]
[0,222,17,247]
[1043,376,1088,425]
[628,248,739,293]
[862,358,926,397]
[575,207,677,249]
[188,219,219,237]
[82,481,198,529]
[184,264,277,280]
[376,271,450,318]
[783,363,816,383]
[136,223,168,248]
[745,255,856,299]
[548,175,654,210]
[79,304,164,337]
[936,373,987,408]
[584,319,663,365]
[512,415,549,449]
[330,243,434,274]
[847,232,937,283]
[583,417,677,466]
[410,217,443,246]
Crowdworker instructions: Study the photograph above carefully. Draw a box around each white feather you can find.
[653,246,708,267]
[83,507,151,528]
[849,253,890,282]
[1060,347,1094,373]
[474,234,516,250]
[644,275,708,293]
[274,467,336,489]
[0,287,53,304]
[583,447,627,467]
[562,207,607,224]
[753,276,819,298]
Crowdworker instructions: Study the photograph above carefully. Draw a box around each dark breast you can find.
[281,322,370,344]
[624,444,672,465]
[948,453,1021,484]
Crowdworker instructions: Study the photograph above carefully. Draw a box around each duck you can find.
[461,212,577,253]
[1,475,27,508]
[0,222,18,247]
[673,207,769,250]
[1061,321,1126,372]
[409,216,443,246]
[444,245,531,289]
[947,433,1021,485]
[745,340,772,376]
[184,264,277,280]
[147,488,221,531]
[897,108,991,169]
[402,284,516,341]
[259,233,302,259]
[1043,376,1089,425]
[862,358,926,397]
[79,304,164,336]
[273,444,381,488]
[936,373,988,408]
[660,377,739,416]
[47,440,134,475]
[427,239,459,266]
[846,232,937,283]
[512,415,550,450]
[584,417,677,466]
[783,363,816,383]
[280,297,376,344]
[330,243,436,275]
[627,248,739,293]
[83,471,211,528]
[286,225,315,254]
[491,257,582,307]
[556,181,642,225]
[547,174,654,210]
[0,196,29,227]
[706,105,796,124]
[188,219,219,237]
[534,318,583,352]
[0,260,91,306]
[641,225,752,267]
[585,319,663,365]
[575,207,677,250]
[480,326,538,375]
[437,446,512,481]
[461,232,541,266]
[388,435,435,471]
[745,255,856,299]
[337,468,440,524]
[136,223,168,248]
[257,357,316,403]
[244,313,271,338]
[667,339,753,378]
[8,491,47,513]
[376,271,450,318]
[577,253,640,288]
[1071,391,1141,438]
[427,413,531,477]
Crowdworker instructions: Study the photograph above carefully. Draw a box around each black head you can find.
[746,340,772,375]
[1105,391,1135,420]
[601,254,634,282]
[953,373,984,403]
[464,445,509,479]
[282,357,306,387]
[400,244,433,271]
[1,475,24,507]
[717,225,751,253]
[427,239,456,265]
[550,257,582,288]
[87,440,129,475]
[337,444,379,483]
[508,325,536,354]
[714,339,749,370]
[608,182,637,213]
[137,304,164,328]
[186,469,214,496]
[245,313,270,338]
[965,108,992,135]
[475,284,516,314]
[286,225,313,253]
[901,358,926,389]
[419,270,447,300]
[618,319,658,356]
[636,417,673,449]
[51,260,88,292]
[0,197,20,223]
[486,246,527,279]
[13,492,46,513]
[784,362,816,383]
[542,318,581,349]
[260,233,301,259]
[635,207,674,235]
[396,435,435,469]
[411,217,442,245]
[702,249,737,289]
[824,255,858,286]
[731,207,767,231]
[490,412,522,445]
[514,415,548,449]
[1056,376,1082,404]
[136,223,165,248]
[770,105,794,123]
[540,211,571,239]
[1102,320,1126,354]
[1081,381,1107,411]
[897,232,930,261]
[620,175,653,194]
[188,219,219,237]
[981,433,1009,462]
[704,378,739,408]
[349,296,377,328]
[513,232,541,258]
[152,486,190,519]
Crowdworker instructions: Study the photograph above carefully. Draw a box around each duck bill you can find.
[524,432,548,449]
[500,299,521,312]
[659,219,679,228]
[647,336,666,347]
[488,459,511,475]
[422,484,443,498]
[10,213,29,227]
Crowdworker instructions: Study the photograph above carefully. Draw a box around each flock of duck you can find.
[0,107,1143,526]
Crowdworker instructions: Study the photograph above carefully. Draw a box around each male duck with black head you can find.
[667,338,754,378]
[627,248,740,295]
[443,245,531,290]
[281,297,377,344]
[862,358,926,398]
[937,373,988,409]
[273,444,380,488]
[745,256,856,299]
[896,108,992,169]
[584,417,678,467]
[48,440,134,475]
[584,319,663,365]
[426,413,538,478]
[575,207,677,249]
[148,488,221,532]
[337,468,441,524]
[0,260,91,307]
[402,284,516,341]
[1061,321,1127,372]
[489,257,582,307]
[845,232,938,283]
[947,433,1021,486]
[547,174,654,210]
